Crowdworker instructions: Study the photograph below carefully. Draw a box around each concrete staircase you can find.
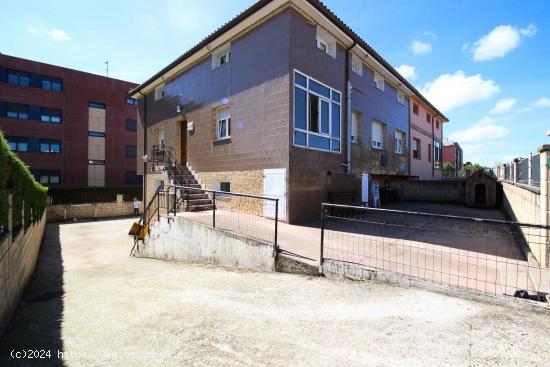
[165,165,214,212]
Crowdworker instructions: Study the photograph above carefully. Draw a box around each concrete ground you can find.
[1,218,550,366]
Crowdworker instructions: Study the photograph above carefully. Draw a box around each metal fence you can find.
[502,154,540,187]
[165,185,279,246]
[321,203,549,301]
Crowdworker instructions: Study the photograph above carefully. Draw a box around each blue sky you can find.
[1,0,549,166]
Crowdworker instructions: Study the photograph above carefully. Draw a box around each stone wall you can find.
[0,213,46,336]
[46,201,140,222]
[388,180,466,204]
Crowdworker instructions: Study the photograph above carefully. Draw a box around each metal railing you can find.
[321,203,550,302]
[165,184,279,246]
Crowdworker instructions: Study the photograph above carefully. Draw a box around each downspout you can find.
[138,91,147,208]
[432,113,439,178]
[344,41,356,175]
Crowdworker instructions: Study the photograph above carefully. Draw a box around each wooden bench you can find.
[327,191,357,204]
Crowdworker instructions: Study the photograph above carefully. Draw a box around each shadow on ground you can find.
[0,224,65,367]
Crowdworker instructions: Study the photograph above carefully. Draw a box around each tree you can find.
[442,162,455,177]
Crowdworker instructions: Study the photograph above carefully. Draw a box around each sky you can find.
[1,0,549,166]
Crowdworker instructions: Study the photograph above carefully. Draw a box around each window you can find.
[394,130,405,154]
[216,108,231,140]
[374,72,385,91]
[6,103,29,119]
[125,119,137,132]
[154,84,165,101]
[413,103,419,115]
[7,137,28,152]
[397,91,405,105]
[88,131,106,137]
[40,77,62,92]
[426,112,431,123]
[434,141,441,166]
[351,111,359,143]
[40,108,62,123]
[293,71,341,152]
[7,70,30,87]
[351,54,363,76]
[125,145,137,158]
[412,138,420,159]
[428,143,432,162]
[88,160,105,165]
[36,170,61,185]
[212,44,231,69]
[40,140,61,153]
[371,121,383,149]
[125,171,142,185]
[316,26,336,58]
[436,121,440,129]
[89,102,106,109]
[126,97,138,106]
[220,182,230,192]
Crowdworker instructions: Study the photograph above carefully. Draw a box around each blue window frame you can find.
[7,70,30,87]
[40,108,62,123]
[88,131,106,137]
[5,103,29,119]
[40,140,61,153]
[89,102,106,109]
[126,97,138,106]
[293,70,341,153]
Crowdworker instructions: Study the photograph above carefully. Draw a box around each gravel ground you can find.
[1,218,549,366]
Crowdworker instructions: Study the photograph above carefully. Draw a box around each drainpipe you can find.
[344,41,356,175]
[432,113,438,178]
[138,91,147,209]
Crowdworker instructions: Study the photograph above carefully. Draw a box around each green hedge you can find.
[48,186,142,204]
[0,132,48,230]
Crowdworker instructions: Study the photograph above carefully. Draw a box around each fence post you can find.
[157,193,160,222]
[320,203,325,267]
[274,199,279,249]
[537,145,550,268]
[513,158,519,183]
[212,192,216,228]
[528,152,533,186]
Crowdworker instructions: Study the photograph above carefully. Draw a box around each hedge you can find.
[0,132,48,230]
[48,186,142,204]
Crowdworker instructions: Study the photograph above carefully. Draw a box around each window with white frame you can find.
[394,130,405,154]
[371,121,383,149]
[434,141,441,163]
[154,84,165,101]
[351,111,360,143]
[351,53,363,76]
[293,70,341,152]
[316,26,336,58]
[374,72,385,91]
[412,138,420,159]
[216,107,231,140]
[397,91,405,104]
[212,44,231,69]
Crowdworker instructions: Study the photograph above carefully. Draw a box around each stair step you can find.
[187,193,209,200]
[188,199,213,206]
[188,204,215,212]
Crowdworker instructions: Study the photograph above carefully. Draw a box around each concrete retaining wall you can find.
[0,213,46,336]
[47,201,140,222]
[388,180,465,203]
[133,216,276,272]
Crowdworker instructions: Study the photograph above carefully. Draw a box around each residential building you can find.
[409,95,448,180]
[442,142,464,177]
[131,0,446,223]
[0,53,140,187]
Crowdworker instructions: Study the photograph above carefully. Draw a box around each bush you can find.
[0,132,48,230]
[48,186,142,204]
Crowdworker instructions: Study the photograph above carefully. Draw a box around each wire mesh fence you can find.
[502,154,540,187]
[166,185,279,246]
[321,203,549,301]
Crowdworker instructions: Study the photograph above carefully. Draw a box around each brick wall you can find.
[0,213,46,336]
[388,180,466,204]
[46,201,139,222]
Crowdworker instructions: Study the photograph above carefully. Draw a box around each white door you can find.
[361,173,369,205]
[263,168,286,220]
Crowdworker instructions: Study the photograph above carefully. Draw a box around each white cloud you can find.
[420,71,500,112]
[448,119,509,144]
[395,64,418,81]
[467,24,537,61]
[28,26,71,42]
[410,40,432,55]
[490,98,517,114]
[423,30,437,39]
[533,97,550,108]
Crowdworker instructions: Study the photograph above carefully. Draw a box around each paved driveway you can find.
[1,218,550,366]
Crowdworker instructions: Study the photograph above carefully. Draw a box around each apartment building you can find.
[131,0,447,222]
[443,142,464,177]
[0,53,140,187]
[409,95,447,180]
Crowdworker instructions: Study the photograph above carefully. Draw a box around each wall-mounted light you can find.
[142,154,149,163]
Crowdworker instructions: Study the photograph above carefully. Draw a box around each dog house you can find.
[465,170,497,208]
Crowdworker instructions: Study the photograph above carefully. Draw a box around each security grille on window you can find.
[412,138,420,159]
[217,108,231,140]
[293,71,341,152]
[394,130,404,154]
[374,72,385,91]
[351,111,359,143]
[371,121,383,149]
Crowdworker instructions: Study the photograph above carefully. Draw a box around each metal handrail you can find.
[169,184,279,202]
